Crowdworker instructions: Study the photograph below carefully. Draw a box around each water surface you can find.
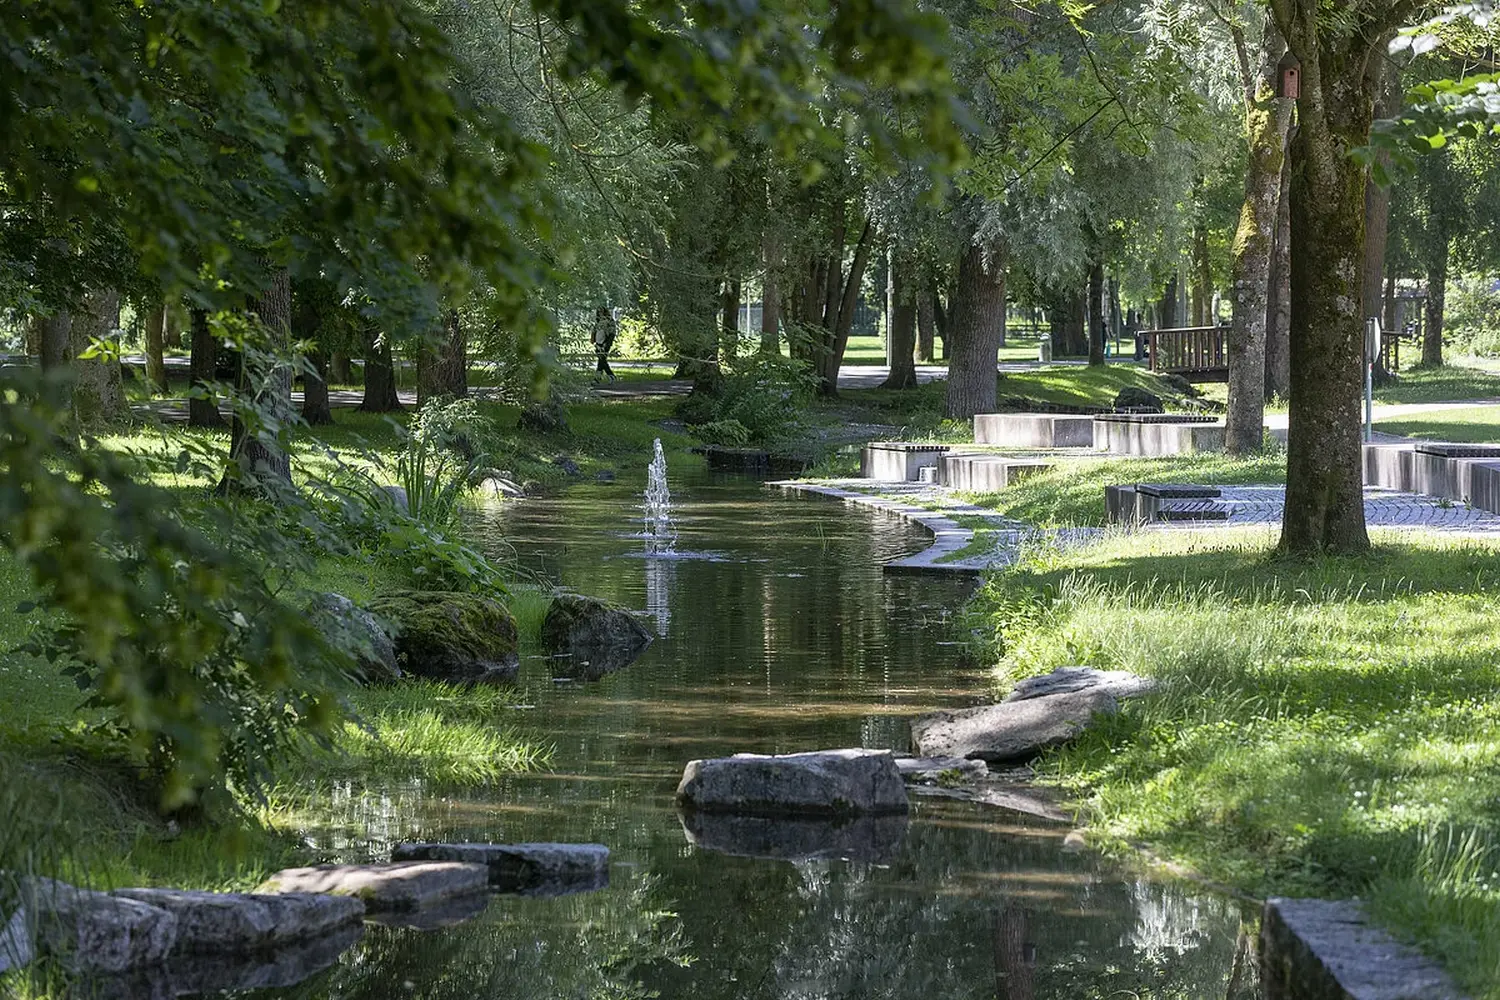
[274,473,1257,999]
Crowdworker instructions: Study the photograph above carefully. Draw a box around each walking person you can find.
[591,306,617,382]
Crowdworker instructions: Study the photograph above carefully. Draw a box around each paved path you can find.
[1152,484,1500,536]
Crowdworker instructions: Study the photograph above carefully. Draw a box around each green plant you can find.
[679,353,818,448]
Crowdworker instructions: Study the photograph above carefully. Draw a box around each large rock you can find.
[0,904,33,973]
[365,591,519,684]
[257,862,488,912]
[111,889,363,953]
[22,876,176,973]
[679,811,908,864]
[910,689,1118,763]
[307,593,399,683]
[1261,898,1468,1000]
[75,923,363,999]
[676,749,910,817]
[1114,386,1165,412]
[1004,666,1156,704]
[541,594,653,680]
[392,843,609,897]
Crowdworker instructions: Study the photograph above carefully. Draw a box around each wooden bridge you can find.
[1142,326,1227,382]
[1143,324,1404,382]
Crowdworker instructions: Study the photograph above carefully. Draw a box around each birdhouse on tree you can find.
[1277,51,1301,100]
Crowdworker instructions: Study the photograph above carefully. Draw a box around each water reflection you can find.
[258,473,1256,1000]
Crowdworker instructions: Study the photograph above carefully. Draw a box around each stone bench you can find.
[860,442,951,482]
[1365,442,1500,516]
[1093,413,1225,456]
[1106,484,1223,525]
[973,413,1097,448]
[937,454,1052,491]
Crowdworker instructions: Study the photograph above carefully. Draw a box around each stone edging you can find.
[767,480,1019,574]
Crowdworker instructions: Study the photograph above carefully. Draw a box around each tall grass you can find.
[972,530,1500,996]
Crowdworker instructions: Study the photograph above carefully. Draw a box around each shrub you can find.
[678,353,818,448]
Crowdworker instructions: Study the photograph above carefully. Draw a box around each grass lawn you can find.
[1376,364,1500,406]
[1375,405,1500,444]
[0,392,691,895]
[838,330,1142,366]
[970,529,1500,996]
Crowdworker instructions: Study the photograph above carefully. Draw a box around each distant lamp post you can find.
[1277,51,1302,100]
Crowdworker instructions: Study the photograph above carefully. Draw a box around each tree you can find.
[1224,13,1293,454]
[222,270,294,495]
[417,309,468,404]
[882,248,920,389]
[70,288,131,428]
[1269,0,1417,555]
[944,233,1007,419]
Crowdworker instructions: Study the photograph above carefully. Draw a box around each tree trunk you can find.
[1227,22,1292,454]
[39,312,71,373]
[1424,253,1446,366]
[818,223,872,395]
[302,350,334,425]
[24,315,42,357]
[933,289,949,360]
[1158,275,1179,330]
[882,252,919,389]
[70,289,130,428]
[329,352,352,384]
[916,290,936,363]
[1087,259,1106,366]
[944,237,1006,419]
[1273,3,1388,555]
[144,302,169,394]
[1265,134,1294,401]
[760,240,780,354]
[1191,218,1213,326]
[720,279,741,364]
[416,308,467,405]
[188,308,225,427]
[358,327,403,412]
[224,269,294,493]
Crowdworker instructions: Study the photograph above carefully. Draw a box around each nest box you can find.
[1277,50,1301,100]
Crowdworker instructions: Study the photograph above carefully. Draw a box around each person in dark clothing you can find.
[591,306,617,382]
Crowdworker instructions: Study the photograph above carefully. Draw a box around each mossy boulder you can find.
[541,594,652,681]
[366,591,519,684]
[307,593,399,683]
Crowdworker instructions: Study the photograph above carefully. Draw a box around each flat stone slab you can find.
[676,748,910,817]
[1134,483,1221,499]
[1261,897,1468,999]
[1005,666,1157,703]
[910,689,1118,763]
[680,811,908,863]
[893,756,990,783]
[257,862,488,912]
[391,843,610,897]
[1095,413,1217,424]
[112,888,364,953]
[1413,443,1500,459]
[22,876,177,973]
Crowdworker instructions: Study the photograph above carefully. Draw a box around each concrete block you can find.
[937,454,1052,492]
[1261,897,1467,1000]
[860,442,951,482]
[973,413,1096,448]
[1093,415,1224,456]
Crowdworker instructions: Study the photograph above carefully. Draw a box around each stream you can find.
[269,470,1257,999]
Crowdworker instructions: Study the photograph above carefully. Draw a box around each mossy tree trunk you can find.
[1270,0,1412,554]
[944,236,1006,420]
[70,288,131,428]
[916,288,936,363]
[1226,21,1293,454]
[1424,253,1446,366]
[1264,137,1294,401]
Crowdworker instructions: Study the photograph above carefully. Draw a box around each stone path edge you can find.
[768,480,1002,575]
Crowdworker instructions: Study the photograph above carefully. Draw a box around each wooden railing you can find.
[1143,326,1227,380]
